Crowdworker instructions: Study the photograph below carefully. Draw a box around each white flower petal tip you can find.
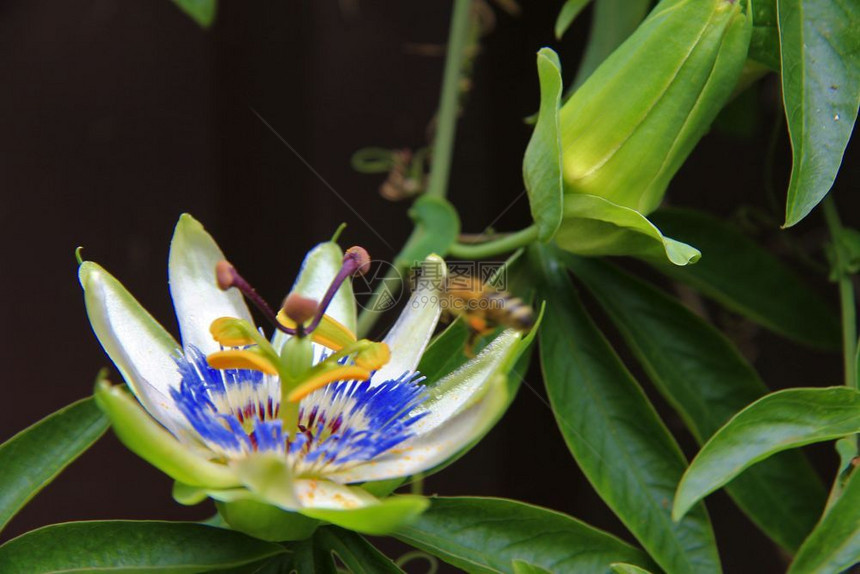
[79,261,187,432]
[169,214,254,354]
[273,241,357,351]
[372,254,447,385]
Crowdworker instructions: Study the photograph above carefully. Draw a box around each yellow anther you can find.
[207,349,279,375]
[354,342,390,371]
[275,310,357,351]
[286,366,371,403]
[210,317,257,347]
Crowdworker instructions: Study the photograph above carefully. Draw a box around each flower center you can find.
[203,246,391,434]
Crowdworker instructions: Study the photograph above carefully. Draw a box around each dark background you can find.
[1,1,857,572]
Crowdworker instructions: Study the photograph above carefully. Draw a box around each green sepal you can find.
[555,194,700,265]
[93,379,240,489]
[217,499,320,542]
[524,48,564,242]
[299,495,429,536]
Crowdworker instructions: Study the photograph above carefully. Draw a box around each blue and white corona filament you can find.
[79,214,530,537]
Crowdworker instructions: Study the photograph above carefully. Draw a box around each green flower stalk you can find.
[79,214,533,541]
[525,0,752,265]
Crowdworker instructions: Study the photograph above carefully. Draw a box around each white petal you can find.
[80,261,188,433]
[168,214,254,354]
[411,328,522,435]
[327,372,510,483]
[371,255,446,385]
[273,241,357,352]
[294,479,377,510]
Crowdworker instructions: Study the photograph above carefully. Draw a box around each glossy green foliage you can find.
[0,397,108,534]
[529,245,721,573]
[780,0,860,226]
[555,0,592,39]
[674,387,860,520]
[789,468,860,574]
[315,527,404,573]
[0,521,285,573]
[566,255,826,551]
[651,209,841,350]
[749,0,779,70]
[172,0,216,28]
[395,497,655,573]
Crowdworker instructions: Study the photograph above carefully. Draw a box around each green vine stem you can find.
[356,0,472,338]
[425,0,472,199]
[447,225,539,259]
[823,195,857,390]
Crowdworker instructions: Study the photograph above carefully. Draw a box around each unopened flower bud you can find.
[560,0,751,215]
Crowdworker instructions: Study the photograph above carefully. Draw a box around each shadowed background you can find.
[1,1,857,572]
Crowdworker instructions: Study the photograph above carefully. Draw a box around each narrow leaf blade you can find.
[567,255,826,551]
[316,527,404,573]
[0,397,108,533]
[0,521,285,573]
[555,0,593,39]
[395,497,655,574]
[788,468,860,574]
[172,0,217,28]
[530,245,721,574]
[674,387,860,520]
[780,0,860,226]
[650,208,841,350]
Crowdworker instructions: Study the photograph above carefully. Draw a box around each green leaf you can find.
[566,255,826,551]
[789,467,860,574]
[416,319,470,382]
[316,527,404,573]
[0,521,285,573]
[674,387,860,521]
[512,560,552,574]
[570,0,652,92]
[0,397,108,534]
[650,208,841,350]
[555,0,593,39]
[289,536,338,574]
[395,497,655,574]
[556,194,700,266]
[529,245,720,574]
[523,48,564,242]
[749,0,779,70]
[780,0,860,226]
[396,195,460,266]
[610,564,655,574]
[301,495,429,536]
[172,0,217,28]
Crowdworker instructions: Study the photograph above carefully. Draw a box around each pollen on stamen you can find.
[345,246,371,276]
